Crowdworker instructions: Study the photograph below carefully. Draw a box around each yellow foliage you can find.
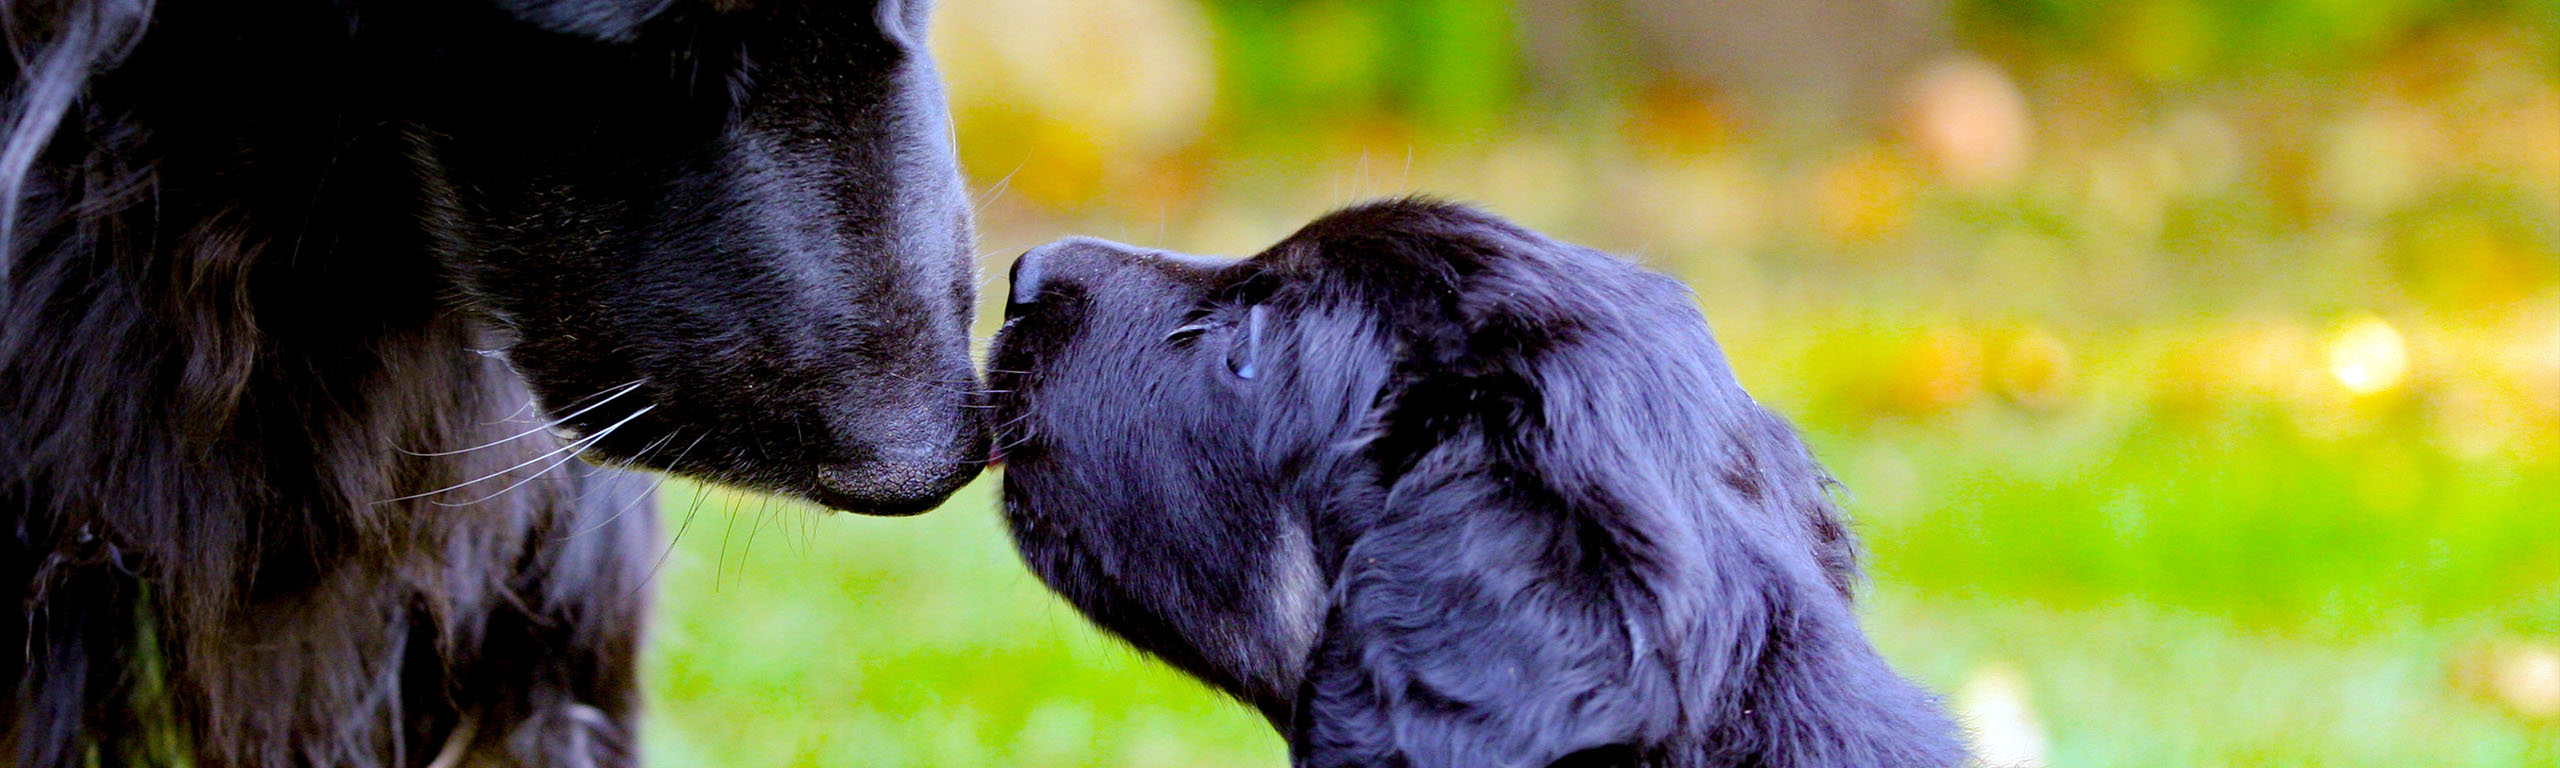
[933,0,1215,210]
[1882,328,1985,416]
[1811,147,1916,244]
[1991,327,2076,411]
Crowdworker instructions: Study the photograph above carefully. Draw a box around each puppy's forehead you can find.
[1252,200,1536,295]
[1248,200,1705,360]
[1250,200,1599,329]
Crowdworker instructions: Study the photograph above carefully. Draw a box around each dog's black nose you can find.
[813,442,979,516]
[1008,247,1048,309]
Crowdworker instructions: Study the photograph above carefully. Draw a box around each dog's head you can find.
[989,201,1935,765]
[377,0,979,514]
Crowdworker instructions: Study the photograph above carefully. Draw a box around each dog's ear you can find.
[1286,229,1702,768]
[1289,209,1961,766]
[1286,467,1686,768]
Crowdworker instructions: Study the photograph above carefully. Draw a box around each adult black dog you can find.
[989,200,1964,767]
[0,0,982,766]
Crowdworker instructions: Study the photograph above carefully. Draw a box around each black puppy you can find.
[990,200,1964,767]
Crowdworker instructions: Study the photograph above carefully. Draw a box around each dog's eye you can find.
[1165,320,1220,343]
[1166,305,1264,380]
[1225,305,1265,380]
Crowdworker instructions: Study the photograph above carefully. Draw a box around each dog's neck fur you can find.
[0,19,579,765]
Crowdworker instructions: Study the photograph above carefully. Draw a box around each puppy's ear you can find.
[1291,209,1962,767]
[1286,467,1683,768]
[1286,229,1697,767]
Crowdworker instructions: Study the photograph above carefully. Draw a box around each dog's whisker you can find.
[577,423,672,479]
[630,481,714,600]
[883,369,977,395]
[493,377,644,427]
[426,408,651,508]
[393,404,653,506]
[987,427,1039,456]
[788,506,808,560]
[985,410,1035,433]
[384,430,611,503]
[970,155,1030,218]
[714,493,746,593]
[486,395,542,426]
[596,429,681,478]
[400,380,645,457]
[573,427,670,484]
[737,495,777,579]
[563,430,707,541]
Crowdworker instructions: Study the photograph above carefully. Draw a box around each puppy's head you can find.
[990,201,1883,764]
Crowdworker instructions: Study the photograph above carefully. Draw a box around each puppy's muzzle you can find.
[1008,236,1138,313]
[1009,236,1237,315]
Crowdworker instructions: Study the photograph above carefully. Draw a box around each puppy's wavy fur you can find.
[991,200,1963,767]
[2,0,980,765]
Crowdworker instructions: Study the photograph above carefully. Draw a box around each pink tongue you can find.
[987,446,1006,467]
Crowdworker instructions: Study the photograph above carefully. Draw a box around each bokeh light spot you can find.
[2327,315,2409,396]
[1957,663,2049,768]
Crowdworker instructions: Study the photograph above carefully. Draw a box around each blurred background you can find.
[644,0,2560,765]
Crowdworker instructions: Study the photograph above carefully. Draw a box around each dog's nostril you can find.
[1008,247,1050,309]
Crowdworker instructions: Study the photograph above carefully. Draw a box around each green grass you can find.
[642,479,1282,768]
[1845,415,2560,767]
[641,393,2559,766]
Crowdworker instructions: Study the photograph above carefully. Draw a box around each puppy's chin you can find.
[995,453,1328,723]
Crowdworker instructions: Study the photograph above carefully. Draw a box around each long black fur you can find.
[989,200,1964,768]
[1,0,983,765]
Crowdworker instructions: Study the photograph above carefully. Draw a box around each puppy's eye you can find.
[1225,305,1265,380]
[1165,320,1220,343]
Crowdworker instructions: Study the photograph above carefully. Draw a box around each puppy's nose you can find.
[1008,236,1140,311]
[1007,246,1050,309]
